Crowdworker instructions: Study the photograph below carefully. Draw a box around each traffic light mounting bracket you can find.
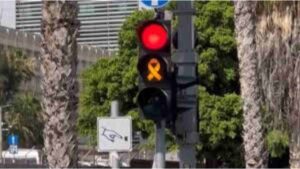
[177,77,200,90]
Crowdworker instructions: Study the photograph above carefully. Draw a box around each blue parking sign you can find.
[141,0,170,8]
[7,134,19,145]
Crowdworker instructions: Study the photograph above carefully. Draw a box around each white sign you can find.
[140,0,170,9]
[9,145,18,154]
[97,117,132,152]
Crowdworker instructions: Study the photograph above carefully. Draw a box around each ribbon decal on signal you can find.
[147,58,162,81]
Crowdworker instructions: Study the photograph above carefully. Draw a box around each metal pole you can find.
[153,120,165,169]
[110,100,120,169]
[174,1,198,168]
[0,107,2,164]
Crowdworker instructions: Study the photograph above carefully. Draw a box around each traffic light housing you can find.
[136,19,177,125]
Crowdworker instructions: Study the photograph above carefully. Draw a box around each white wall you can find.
[0,0,16,29]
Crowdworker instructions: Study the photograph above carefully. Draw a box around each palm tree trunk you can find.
[40,1,80,168]
[289,3,300,168]
[290,142,300,169]
[255,2,300,168]
[234,1,267,168]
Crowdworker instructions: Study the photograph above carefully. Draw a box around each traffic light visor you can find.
[137,87,168,120]
[140,22,168,51]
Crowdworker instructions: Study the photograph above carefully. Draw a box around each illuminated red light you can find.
[141,23,168,50]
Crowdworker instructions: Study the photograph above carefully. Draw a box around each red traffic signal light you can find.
[138,21,169,51]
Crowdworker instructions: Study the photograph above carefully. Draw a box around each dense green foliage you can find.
[194,2,243,167]
[0,49,34,103]
[195,1,238,94]
[198,87,243,167]
[266,130,289,158]
[6,93,43,148]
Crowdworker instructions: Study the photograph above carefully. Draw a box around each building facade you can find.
[0,1,16,29]
[16,0,139,51]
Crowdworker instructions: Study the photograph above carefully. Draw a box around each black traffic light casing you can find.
[136,19,177,126]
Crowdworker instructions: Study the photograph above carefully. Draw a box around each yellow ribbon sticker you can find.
[147,58,162,81]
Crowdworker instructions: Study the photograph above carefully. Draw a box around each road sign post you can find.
[97,101,132,168]
[152,120,165,169]
[174,1,199,168]
[110,101,120,169]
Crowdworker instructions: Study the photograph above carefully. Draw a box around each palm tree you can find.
[234,1,267,168]
[40,1,80,168]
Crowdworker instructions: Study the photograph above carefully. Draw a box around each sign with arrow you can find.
[97,117,132,152]
[140,0,170,9]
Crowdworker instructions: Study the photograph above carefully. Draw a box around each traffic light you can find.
[136,19,177,125]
